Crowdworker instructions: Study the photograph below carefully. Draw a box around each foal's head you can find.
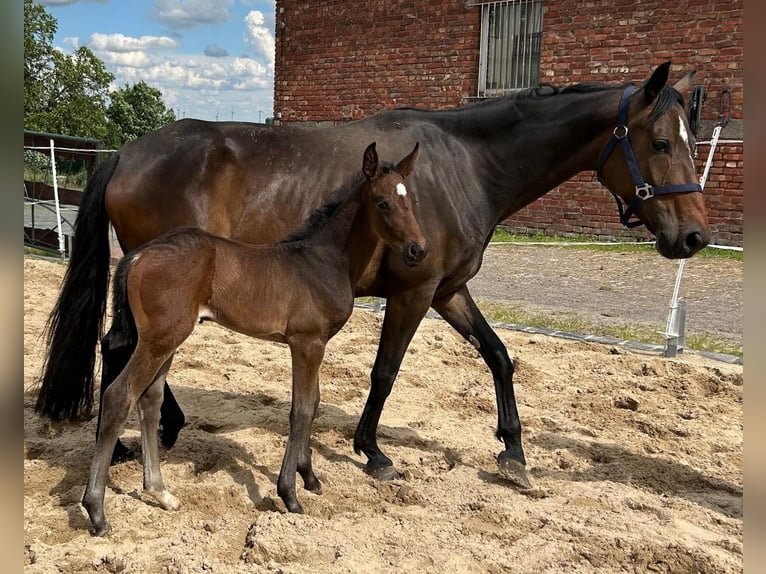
[361,142,428,267]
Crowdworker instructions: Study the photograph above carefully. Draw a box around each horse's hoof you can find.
[285,500,305,514]
[110,442,136,465]
[90,521,112,537]
[159,425,182,450]
[496,453,532,489]
[364,464,399,482]
[303,477,322,494]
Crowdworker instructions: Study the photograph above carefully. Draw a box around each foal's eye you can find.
[376,200,390,211]
[652,139,670,153]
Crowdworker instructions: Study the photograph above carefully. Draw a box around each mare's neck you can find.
[439,88,622,224]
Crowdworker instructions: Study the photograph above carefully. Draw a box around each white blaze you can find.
[679,116,694,161]
[396,183,407,197]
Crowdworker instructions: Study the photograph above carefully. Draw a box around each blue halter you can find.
[596,85,703,229]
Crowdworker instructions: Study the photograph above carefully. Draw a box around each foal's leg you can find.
[137,357,180,511]
[353,289,433,480]
[99,329,186,463]
[98,327,137,464]
[278,336,325,513]
[432,285,530,488]
[83,347,170,536]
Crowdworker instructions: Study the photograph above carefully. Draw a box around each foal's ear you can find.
[395,142,420,178]
[644,61,671,104]
[363,142,378,179]
[672,69,697,95]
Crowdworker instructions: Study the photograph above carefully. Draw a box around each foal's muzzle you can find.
[404,241,428,266]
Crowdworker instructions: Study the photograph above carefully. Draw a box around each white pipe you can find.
[49,139,66,257]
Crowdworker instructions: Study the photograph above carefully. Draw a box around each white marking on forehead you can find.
[396,183,407,197]
[678,116,695,162]
[678,116,690,147]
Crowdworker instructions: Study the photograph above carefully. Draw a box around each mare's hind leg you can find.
[353,289,432,480]
[278,336,325,513]
[83,347,171,536]
[138,357,180,511]
[99,328,186,464]
[431,285,530,488]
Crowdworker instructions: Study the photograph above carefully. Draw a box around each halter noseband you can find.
[596,85,703,229]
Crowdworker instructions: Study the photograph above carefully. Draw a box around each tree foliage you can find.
[24,0,57,121]
[31,47,114,140]
[24,0,176,146]
[106,81,176,148]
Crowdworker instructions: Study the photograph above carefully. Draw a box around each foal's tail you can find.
[109,254,139,351]
[35,153,121,421]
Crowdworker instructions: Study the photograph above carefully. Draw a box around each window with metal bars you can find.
[476,0,543,96]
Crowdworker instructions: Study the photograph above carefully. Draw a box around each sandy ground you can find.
[24,256,743,573]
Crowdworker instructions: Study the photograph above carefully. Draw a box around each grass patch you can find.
[476,299,742,357]
[490,228,742,261]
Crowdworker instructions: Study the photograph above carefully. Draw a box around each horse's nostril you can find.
[406,242,427,262]
[685,230,708,254]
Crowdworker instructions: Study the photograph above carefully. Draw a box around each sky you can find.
[38,0,276,124]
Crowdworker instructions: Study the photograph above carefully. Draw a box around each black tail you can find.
[35,153,121,421]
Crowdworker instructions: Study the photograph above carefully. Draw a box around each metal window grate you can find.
[478,0,543,96]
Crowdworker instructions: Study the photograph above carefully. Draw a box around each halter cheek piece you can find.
[596,85,703,229]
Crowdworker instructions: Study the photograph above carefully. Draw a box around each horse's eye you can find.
[376,200,390,211]
[652,139,670,153]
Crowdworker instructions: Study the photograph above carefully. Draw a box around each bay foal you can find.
[82,142,426,536]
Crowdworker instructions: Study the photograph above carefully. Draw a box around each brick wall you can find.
[274,0,743,246]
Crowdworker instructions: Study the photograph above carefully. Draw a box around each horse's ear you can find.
[673,70,697,94]
[363,142,378,179]
[644,61,671,104]
[395,142,420,177]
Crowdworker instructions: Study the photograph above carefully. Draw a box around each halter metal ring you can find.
[635,183,653,200]
[613,125,628,139]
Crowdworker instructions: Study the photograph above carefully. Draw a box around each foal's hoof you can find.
[146,489,181,511]
[90,521,112,537]
[110,441,136,465]
[364,463,399,482]
[496,452,532,489]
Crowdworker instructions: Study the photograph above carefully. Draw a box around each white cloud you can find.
[63,36,80,49]
[152,0,235,30]
[243,10,275,71]
[90,33,179,52]
[99,51,152,68]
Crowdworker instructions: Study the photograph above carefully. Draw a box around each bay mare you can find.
[83,143,426,535]
[37,62,710,489]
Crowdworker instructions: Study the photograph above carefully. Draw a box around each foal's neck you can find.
[303,184,379,285]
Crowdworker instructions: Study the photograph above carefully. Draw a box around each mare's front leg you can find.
[138,357,180,512]
[99,328,186,465]
[432,285,530,488]
[353,288,433,480]
[278,336,326,513]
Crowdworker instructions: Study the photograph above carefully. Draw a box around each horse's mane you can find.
[392,79,684,123]
[280,171,368,244]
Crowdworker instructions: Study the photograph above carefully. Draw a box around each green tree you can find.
[24,0,57,123]
[106,81,176,148]
[30,46,114,140]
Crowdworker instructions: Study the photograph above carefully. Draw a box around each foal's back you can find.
[124,226,351,346]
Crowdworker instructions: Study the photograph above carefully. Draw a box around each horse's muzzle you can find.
[657,227,710,258]
[404,241,428,266]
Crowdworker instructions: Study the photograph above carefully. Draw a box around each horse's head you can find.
[597,62,711,259]
[361,142,428,267]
